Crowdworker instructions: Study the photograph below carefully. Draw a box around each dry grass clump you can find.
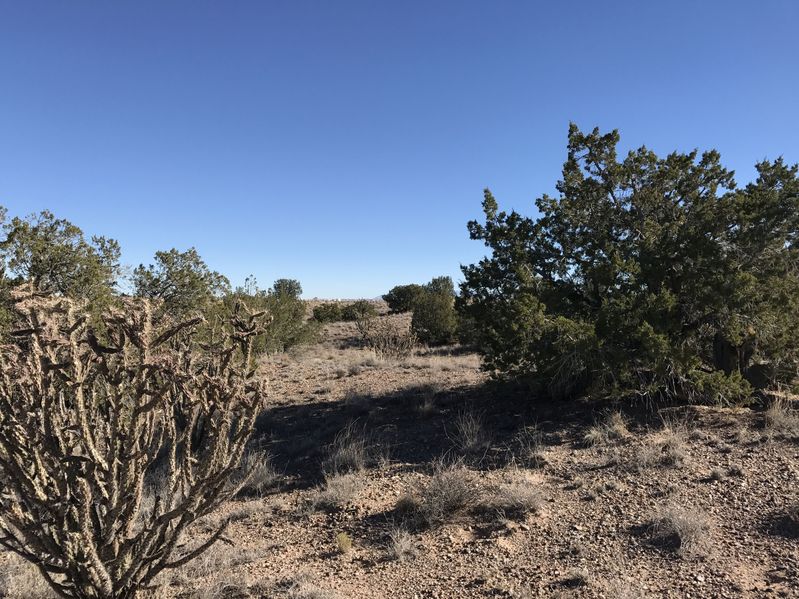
[512,425,547,468]
[765,398,799,440]
[386,526,417,562]
[234,449,280,497]
[396,460,480,527]
[164,543,271,596]
[583,411,629,446]
[649,504,711,557]
[309,473,363,512]
[412,383,441,417]
[631,420,688,470]
[450,409,491,453]
[403,352,481,372]
[658,424,688,466]
[482,472,545,520]
[583,480,619,501]
[323,422,369,474]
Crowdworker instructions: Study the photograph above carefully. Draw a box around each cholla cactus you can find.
[0,284,268,598]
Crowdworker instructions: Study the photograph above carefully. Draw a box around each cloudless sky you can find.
[1,1,797,298]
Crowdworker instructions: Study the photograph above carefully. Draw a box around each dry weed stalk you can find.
[355,316,416,360]
[0,284,268,598]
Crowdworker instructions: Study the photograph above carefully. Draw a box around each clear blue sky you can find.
[1,1,797,298]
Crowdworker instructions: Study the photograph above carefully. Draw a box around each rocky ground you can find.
[2,312,799,598]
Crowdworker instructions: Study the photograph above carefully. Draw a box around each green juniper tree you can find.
[0,208,121,305]
[383,283,424,313]
[224,276,318,355]
[411,276,458,345]
[460,124,799,404]
[132,247,230,319]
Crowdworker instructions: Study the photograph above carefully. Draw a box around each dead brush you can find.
[323,422,369,474]
[308,472,363,512]
[361,319,417,360]
[233,448,280,497]
[386,526,417,562]
[511,425,547,468]
[396,459,481,527]
[482,472,545,521]
[649,503,711,557]
[583,411,629,446]
[765,397,799,440]
[632,418,688,470]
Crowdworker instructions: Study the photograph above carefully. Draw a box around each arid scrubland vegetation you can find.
[0,126,798,598]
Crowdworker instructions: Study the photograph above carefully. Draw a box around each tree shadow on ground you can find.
[251,377,652,491]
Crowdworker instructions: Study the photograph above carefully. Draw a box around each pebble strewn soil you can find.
[2,312,798,599]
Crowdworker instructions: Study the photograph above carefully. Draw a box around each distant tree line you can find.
[0,207,317,354]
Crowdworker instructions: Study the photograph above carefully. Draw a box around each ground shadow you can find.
[762,510,799,539]
[252,377,630,491]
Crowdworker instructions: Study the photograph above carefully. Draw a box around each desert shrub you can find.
[482,477,544,520]
[386,526,417,561]
[221,277,318,355]
[450,409,490,453]
[323,422,368,474]
[658,424,688,467]
[233,449,280,497]
[399,460,480,527]
[512,425,547,468]
[630,420,688,470]
[313,302,344,323]
[0,208,120,307]
[583,412,629,446]
[411,276,458,345]
[0,284,267,598]
[341,299,377,322]
[310,473,362,512]
[383,283,424,313]
[459,125,799,403]
[360,318,417,360]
